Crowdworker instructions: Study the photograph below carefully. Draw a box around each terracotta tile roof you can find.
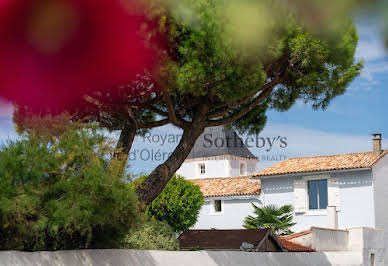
[277,237,314,252]
[286,230,312,240]
[178,229,284,251]
[190,177,261,197]
[253,151,387,177]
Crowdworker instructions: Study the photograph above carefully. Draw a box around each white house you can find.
[190,176,261,229]
[178,128,388,247]
[176,130,388,263]
[177,126,258,179]
[252,134,388,235]
[176,126,261,229]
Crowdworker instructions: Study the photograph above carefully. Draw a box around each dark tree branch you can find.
[205,87,272,127]
[145,103,169,117]
[207,90,259,119]
[111,107,138,175]
[138,118,170,129]
[207,56,290,120]
[136,99,210,207]
[205,71,288,127]
[161,86,186,128]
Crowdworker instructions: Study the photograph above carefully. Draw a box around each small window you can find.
[214,200,222,213]
[308,179,328,210]
[199,163,206,175]
[240,162,246,175]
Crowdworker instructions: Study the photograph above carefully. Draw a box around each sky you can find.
[0,16,387,175]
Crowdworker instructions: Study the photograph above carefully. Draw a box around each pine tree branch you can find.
[161,86,186,128]
[205,79,278,127]
[138,119,170,129]
[146,104,169,117]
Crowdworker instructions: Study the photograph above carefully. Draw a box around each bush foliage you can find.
[132,175,203,233]
[0,126,140,251]
[145,175,204,233]
[122,219,179,251]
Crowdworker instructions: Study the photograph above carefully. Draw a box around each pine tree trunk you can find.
[136,123,205,206]
[112,122,137,175]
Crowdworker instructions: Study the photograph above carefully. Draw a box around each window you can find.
[240,162,246,175]
[213,200,222,213]
[308,179,328,210]
[199,163,206,175]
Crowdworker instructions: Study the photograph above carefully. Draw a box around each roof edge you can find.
[203,192,261,198]
[252,167,372,179]
[190,176,259,181]
[370,150,388,168]
[285,150,387,161]
[184,154,259,162]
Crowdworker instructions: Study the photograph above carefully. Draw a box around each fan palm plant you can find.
[243,204,296,235]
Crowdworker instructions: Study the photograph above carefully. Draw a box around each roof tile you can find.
[190,177,261,197]
[253,151,387,177]
[277,237,314,252]
[178,229,270,250]
[286,230,312,240]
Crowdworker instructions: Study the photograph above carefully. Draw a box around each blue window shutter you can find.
[308,180,318,210]
[319,179,328,209]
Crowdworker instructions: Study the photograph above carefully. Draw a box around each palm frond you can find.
[243,204,296,235]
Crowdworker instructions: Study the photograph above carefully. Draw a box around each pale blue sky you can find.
[0,17,387,175]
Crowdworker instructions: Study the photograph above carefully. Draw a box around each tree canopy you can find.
[136,0,362,205]
[9,0,363,206]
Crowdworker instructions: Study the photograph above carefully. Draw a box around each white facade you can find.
[372,154,388,263]
[192,196,262,229]
[176,156,257,179]
[177,154,259,229]
[259,156,388,233]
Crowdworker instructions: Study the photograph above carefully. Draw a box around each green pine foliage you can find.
[165,0,362,134]
[122,218,179,251]
[243,204,296,235]
[0,126,140,251]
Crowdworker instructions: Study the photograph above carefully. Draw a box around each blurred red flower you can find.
[0,0,159,112]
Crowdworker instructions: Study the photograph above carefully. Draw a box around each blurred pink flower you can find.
[0,0,159,112]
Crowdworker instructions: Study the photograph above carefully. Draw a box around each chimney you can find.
[372,133,382,155]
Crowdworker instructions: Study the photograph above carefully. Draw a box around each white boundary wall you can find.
[0,250,366,266]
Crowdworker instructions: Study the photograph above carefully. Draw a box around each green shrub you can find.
[122,219,179,251]
[0,126,140,251]
[140,175,204,233]
[243,204,296,235]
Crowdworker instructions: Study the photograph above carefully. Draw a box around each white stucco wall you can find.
[176,158,257,179]
[372,154,388,262]
[229,159,257,176]
[192,197,262,229]
[0,250,366,266]
[337,171,375,229]
[176,159,230,179]
[260,170,375,233]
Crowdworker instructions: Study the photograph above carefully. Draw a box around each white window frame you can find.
[198,163,206,175]
[303,175,329,216]
[240,161,247,175]
[209,199,224,215]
